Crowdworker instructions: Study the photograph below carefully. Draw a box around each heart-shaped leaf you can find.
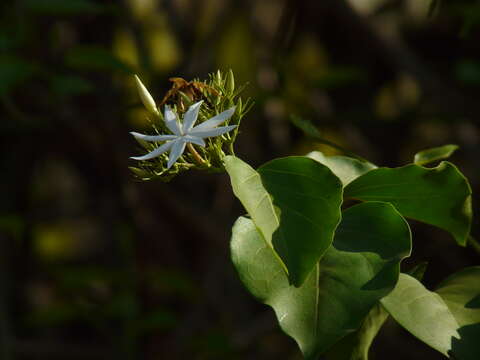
[344,162,472,246]
[307,151,377,186]
[436,267,480,360]
[225,156,343,286]
[231,201,411,359]
[380,273,460,357]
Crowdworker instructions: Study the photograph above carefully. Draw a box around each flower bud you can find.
[226,69,235,95]
[237,97,243,114]
[134,75,159,115]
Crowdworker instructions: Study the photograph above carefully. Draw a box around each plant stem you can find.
[186,143,206,165]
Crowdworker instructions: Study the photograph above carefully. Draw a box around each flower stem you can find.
[186,143,206,165]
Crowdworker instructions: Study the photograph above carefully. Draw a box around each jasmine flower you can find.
[130,101,236,169]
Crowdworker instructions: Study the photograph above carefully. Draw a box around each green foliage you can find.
[5,0,480,357]
[325,261,429,360]
[307,151,377,186]
[380,274,460,357]
[413,144,459,165]
[227,145,476,359]
[231,201,411,359]
[344,162,472,246]
[324,304,389,360]
[408,261,429,281]
[381,269,480,359]
[436,267,480,360]
[225,156,343,286]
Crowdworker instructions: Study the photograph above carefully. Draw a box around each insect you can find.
[159,77,219,111]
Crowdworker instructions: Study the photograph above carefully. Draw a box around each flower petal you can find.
[183,100,203,133]
[167,138,187,169]
[184,135,206,147]
[130,132,177,142]
[188,125,237,138]
[191,106,236,132]
[130,141,174,161]
[164,106,181,136]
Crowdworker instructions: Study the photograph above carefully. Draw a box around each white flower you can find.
[130,100,236,169]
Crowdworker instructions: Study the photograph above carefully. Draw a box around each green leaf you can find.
[326,259,430,360]
[224,156,288,274]
[257,157,344,286]
[65,46,134,73]
[380,273,460,357]
[307,151,377,186]
[407,261,429,281]
[225,156,343,286]
[324,304,389,360]
[290,114,323,139]
[413,144,459,166]
[231,201,411,359]
[436,267,480,360]
[344,162,472,246]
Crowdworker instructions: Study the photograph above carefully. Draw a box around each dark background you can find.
[1,0,479,359]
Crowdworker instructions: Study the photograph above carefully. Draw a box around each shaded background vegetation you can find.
[1,0,479,359]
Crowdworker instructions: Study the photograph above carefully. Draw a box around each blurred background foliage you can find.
[1,0,480,359]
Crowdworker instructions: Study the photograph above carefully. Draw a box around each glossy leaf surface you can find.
[380,273,460,357]
[231,202,411,359]
[225,156,343,286]
[307,151,377,186]
[344,162,472,245]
